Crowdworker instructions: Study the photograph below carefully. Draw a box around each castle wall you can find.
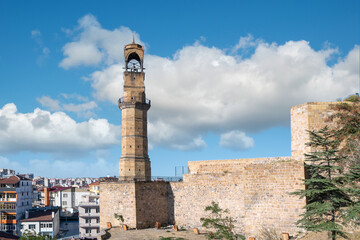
[171,157,305,237]
[100,182,169,230]
[99,182,136,229]
[135,182,169,229]
[291,102,336,158]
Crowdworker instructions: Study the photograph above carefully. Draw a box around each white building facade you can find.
[20,209,60,237]
[79,195,100,239]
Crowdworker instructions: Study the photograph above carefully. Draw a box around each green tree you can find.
[329,99,360,225]
[20,230,56,240]
[293,127,352,240]
[200,201,245,240]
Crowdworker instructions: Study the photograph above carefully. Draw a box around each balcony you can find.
[79,201,99,207]
[79,212,100,218]
[79,222,100,228]
[118,97,151,110]
[0,198,16,202]
[0,187,16,192]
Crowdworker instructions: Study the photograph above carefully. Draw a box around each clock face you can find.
[127,59,141,71]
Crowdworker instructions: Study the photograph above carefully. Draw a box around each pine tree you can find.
[329,98,360,225]
[293,126,352,240]
[200,201,245,240]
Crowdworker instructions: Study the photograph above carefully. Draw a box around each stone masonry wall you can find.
[135,182,169,229]
[291,102,336,158]
[99,182,136,229]
[171,157,305,238]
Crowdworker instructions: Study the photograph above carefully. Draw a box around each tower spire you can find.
[132,35,135,44]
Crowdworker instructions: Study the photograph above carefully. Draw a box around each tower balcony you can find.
[118,97,151,110]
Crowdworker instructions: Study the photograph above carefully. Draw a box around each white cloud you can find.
[0,103,121,154]
[59,16,359,151]
[233,34,263,52]
[37,96,61,111]
[31,29,50,64]
[220,131,254,150]
[37,95,97,118]
[61,93,89,102]
[59,14,143,69]
[63,101,97,114]
[0,156,117,178]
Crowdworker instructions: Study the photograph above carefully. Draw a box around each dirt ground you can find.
[107,227,360,240]
[298,231,360,240]
[108,227,207,240]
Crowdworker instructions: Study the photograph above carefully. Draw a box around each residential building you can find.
[40,187,90,211]
[78,195,100,239]
[20,209,60,238]
[88,182,99,195]
[0,170,15,178]
[0,176,32,235]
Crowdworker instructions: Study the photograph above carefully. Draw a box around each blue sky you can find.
[0,0,359,178]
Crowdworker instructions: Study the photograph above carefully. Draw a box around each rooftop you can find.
[20,210,57,222]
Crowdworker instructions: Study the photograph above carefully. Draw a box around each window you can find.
[49,223,52,228]
[96,208,99,213]
[97,229,99,233]
[96,218,99,223]
[62,201,67,205]
[85,208,90,213]
[86,229,90,233]
[86,219,90,223]
[63,193,68,197]
[29,224,36,230]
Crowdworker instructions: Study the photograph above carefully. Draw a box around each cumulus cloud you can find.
[232,34,263,52]
[59,16,359,151]
[220,131,255,150]
[59,14,143,69]
[0,103,121,154]
[0,156,117,178]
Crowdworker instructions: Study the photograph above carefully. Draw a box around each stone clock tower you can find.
[118,40,151,181]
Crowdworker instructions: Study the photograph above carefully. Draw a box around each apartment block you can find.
[0,175,32,235]
[79,195,100,239]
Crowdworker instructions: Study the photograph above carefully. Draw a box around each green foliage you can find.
[330,101,360,224]
[292,127,352,240]
[343,93,359,102]
[200,201,245,240]
[114,213,124,222]
[20,230,56,240]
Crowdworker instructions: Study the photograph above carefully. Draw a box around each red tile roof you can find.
[38,186,72,192]
[89,181,100,186]
[0,176,19,185]
[20,210,57,222]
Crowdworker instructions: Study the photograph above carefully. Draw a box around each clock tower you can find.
[118,40,151,181]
